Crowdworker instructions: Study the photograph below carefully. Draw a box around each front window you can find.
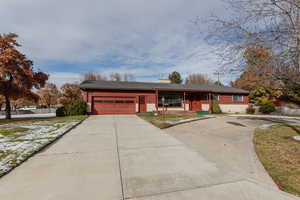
[232,95,243,102]
[158,94,183,107]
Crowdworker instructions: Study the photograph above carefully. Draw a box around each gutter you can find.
[80,87,249,95]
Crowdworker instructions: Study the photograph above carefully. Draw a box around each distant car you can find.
[18,106,37,111]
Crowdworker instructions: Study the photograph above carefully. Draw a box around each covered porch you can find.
[154,90,213,113]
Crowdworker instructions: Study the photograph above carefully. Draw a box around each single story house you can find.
[80,80,249,115]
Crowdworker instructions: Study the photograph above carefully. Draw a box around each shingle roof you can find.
[80,80,249,94]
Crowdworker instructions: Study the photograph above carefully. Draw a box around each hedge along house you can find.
[80,80,249,115]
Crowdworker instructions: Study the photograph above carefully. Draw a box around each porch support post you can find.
[183,92,186,111]
[86,90,89,114]
[209,92,212,113]
[155,89,159,112]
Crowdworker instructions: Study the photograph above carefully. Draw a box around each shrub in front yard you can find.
[56,106,66,117]
[56,101,87,117]
[212,100,222,114]
[64,101,87,116]
[196,111,210,115]
[246,105,255,114]
[258,100,276,114]
[138,111,156,116]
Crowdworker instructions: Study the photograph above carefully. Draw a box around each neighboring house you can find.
[80,80,249,115]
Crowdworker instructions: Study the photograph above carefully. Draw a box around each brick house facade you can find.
[80,80,249,115]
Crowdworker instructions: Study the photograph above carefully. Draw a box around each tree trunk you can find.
[5,96,11,119]
[296,0,300,70]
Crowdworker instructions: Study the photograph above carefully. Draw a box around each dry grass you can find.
[0,127,29,138]
[254,125,300,197]
[0,115,87,125]
[137,113,202,129]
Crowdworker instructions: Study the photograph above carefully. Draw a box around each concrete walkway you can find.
[0,115,299,200]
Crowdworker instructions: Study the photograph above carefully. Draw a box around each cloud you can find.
[48,72,82,87]
[0,0,231,85]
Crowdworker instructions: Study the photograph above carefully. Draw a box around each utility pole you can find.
[213,71,224,83]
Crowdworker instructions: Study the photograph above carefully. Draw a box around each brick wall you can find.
[83,89,156,104]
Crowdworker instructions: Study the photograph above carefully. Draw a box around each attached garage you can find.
[92,96,136,114]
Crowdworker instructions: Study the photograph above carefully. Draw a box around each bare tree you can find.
[83,72,135,82]
[110,73,135,82]
[83,72,107,81]
[123,73,136,82]
[110,73,122,81]
[204,0,300,81]
[185,73,214,85]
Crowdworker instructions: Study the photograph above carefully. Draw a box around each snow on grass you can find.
[228,114,300,120]
[0,113,56,119]
[0,117,84,177]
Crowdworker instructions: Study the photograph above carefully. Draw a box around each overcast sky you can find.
[0,0,230,86]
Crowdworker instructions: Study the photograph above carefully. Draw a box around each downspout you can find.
[86,90,88,102]
[155,89,158,112]
[209,92,212,113]
[183,92,186,111]
[86,90,90,114]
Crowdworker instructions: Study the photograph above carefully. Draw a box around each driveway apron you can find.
[0,115,299,200]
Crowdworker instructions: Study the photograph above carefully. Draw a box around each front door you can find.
[139,96,147,113]
[191,94,202,111]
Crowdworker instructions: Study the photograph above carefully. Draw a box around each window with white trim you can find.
[158,94,183,107]
[232,95,243,102]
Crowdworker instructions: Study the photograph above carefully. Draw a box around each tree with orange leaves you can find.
[232,45,282,103]
[0,33,48,119]
[232,45,278,91]
[37,83,60,109]
[59,83,82,105]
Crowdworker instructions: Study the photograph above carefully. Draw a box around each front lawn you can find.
[254,125,300,197]
[137,112,209,129]
[0,115,87,177]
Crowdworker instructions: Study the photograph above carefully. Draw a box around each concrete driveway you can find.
[165,116,279,187]
[0,115,299,200]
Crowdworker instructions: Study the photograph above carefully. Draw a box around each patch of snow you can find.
[0,113,56,119]
[292,136,300,142]
[228,114,300,120]
[257,123,276,130]
[0,119,80,176]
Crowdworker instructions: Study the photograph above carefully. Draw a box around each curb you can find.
[160,116,215,129]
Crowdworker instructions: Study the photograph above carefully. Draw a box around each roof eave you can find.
[80,86,249,94]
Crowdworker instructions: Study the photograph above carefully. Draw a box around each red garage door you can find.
[92,97,136,114]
